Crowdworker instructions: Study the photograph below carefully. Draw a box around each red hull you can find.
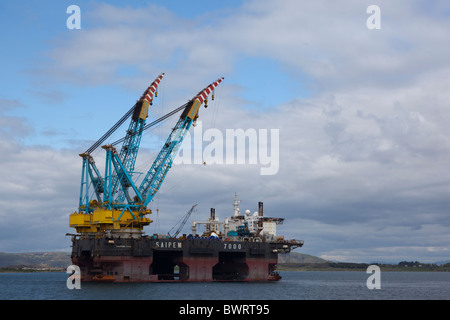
[73,255,279,283]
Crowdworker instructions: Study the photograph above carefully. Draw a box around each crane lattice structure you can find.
[70,75,224,235]
[168,204,198,238]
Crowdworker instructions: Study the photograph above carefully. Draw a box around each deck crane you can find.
[70,76,224,235]
[168,204,198,238]
[138,77,224,207]
[76,73,164,216]
[111,73,165,203]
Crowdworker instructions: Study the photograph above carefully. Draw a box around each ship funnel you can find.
[258,202,263,217]
[210,208,216,220]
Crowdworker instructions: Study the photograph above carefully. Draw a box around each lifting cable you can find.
[111,102,189,147]
[85,101,188,154]
[85,103,137,154]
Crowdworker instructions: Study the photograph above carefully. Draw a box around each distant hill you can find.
[0,252,71,269]
[2,251,446,272]
[278,252,329,264]
[0,251,325,269]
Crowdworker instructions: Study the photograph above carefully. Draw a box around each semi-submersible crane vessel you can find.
[68,74,303,282]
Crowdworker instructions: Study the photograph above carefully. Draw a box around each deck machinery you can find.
[68,75,303,282]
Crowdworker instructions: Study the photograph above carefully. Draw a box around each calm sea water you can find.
[0,271,449,300]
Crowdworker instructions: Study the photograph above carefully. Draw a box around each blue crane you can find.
[111,73,165,203]
[71,76,224,234]
[138,77,224,207]
[168,204,198,238]
[77,73,164,214]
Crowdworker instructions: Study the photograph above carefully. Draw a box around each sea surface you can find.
[0,270,449,300]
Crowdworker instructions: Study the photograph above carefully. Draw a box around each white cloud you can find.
[0,141,80,252]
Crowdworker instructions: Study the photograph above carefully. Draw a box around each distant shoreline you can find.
[0,267,65,273]
[2,264,449,273]
[277,262,450,272]
[1,251,449,273]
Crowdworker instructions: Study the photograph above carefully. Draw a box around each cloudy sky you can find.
[1,0,450,263]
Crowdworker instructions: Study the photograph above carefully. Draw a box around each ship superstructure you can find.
[68,74,303,282]
[192,194,285,242]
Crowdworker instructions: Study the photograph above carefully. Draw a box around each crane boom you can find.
[168,204,198,238]
[112,73,165,202]
[138,77,224,206]
[78,153,104,213]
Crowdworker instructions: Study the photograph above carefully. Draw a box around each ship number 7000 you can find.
[224,243,242,250]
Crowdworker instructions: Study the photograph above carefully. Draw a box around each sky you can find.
[0,0,450,264]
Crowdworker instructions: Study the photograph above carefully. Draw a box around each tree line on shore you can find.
[278,261,450,271]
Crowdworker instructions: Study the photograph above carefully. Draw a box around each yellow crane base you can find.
[70,208,152,234]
